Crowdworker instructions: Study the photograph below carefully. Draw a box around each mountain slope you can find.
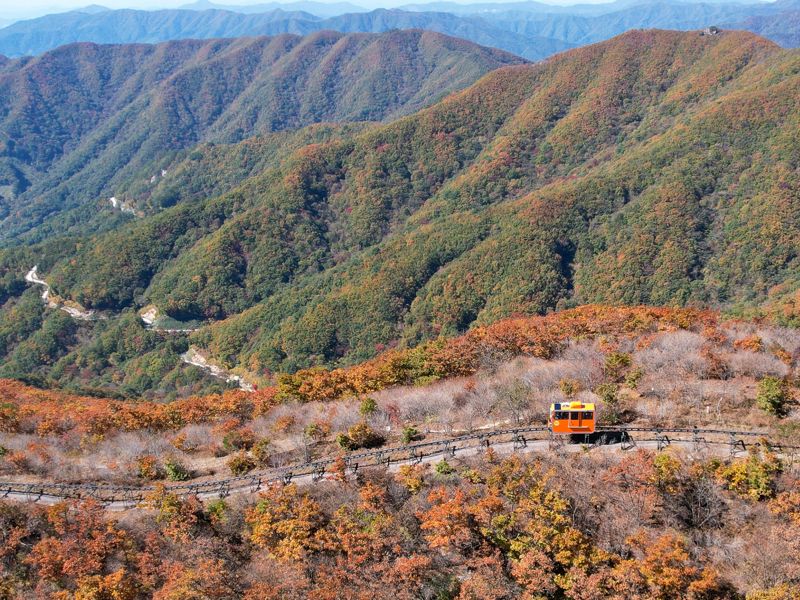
[0,7,570,60]
[24,29,800,379]
[0,30,524,243]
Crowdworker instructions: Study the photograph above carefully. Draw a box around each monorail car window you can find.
[582,412,593,419]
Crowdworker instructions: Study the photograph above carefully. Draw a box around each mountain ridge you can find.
[0,29,524,244]
[0,6,570,60]
[8,29,795,380]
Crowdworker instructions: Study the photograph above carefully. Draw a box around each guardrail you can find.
[0,426,791,506]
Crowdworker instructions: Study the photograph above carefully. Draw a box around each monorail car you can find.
[549,401,595,434]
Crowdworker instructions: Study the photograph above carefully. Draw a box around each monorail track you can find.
[0,426,795,508]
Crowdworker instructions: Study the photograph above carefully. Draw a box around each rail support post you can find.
[621,431,636,451]
[282,472,293,486]
[513,434,527,450]
[312,466,326,482]
[692,428,708,453]
[729,434,747,458]
[656,431,670,451]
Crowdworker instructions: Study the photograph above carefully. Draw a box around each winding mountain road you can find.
[23,267,254,390]
[25,266,97,320]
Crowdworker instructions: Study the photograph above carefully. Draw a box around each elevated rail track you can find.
[0,426,794,508]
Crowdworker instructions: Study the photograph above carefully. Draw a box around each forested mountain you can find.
[5,29,798,389]
[0,7,570,59]
[0,30,523,243]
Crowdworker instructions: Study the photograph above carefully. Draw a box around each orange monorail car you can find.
[549,401,596,434]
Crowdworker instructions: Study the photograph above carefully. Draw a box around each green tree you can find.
[756,377,790,416]
[402,425,420,444]
[359,397,378,417]
[164,458,190,482]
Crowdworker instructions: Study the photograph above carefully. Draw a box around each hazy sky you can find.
[0,0,618,21]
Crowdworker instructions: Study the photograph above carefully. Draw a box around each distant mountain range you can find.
[178,1,370,17]
[0,7,570,60]
[730,10,800,47]
[0,0,799,60]
[0,30,524,243]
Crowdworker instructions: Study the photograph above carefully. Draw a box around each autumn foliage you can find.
[2,450,797,598]
[0,305,711,436]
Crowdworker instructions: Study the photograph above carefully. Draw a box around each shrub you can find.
[359,397,378,417]
[206,499,228,525]
[624,366,644,389]
[559,379,581,398]
[462,468,484,484]
[271,415,296,433]
[712,449,782,500]
[435,459,455,475]
[604,352,631,382]
[595,383,620,425]
[728,352,788,379]
[396,464,425,493]
[252,438,271,467]
[222,428,255,452]
[652,453,681,492]
[346,422,385,450]
[756,377,790,416]
[734,335,763,353]
[335,433,353,450]
[170,432,197,453]
[304,422,329,442]
[137,455,161,480]
[227,451,256,475]
[402,425,420,444]
[164,458,190,482]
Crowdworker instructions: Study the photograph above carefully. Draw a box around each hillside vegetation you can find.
[15,30,798,378]
[2,29,800,397]
[0,29,523,243]
[1,304,798,480]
